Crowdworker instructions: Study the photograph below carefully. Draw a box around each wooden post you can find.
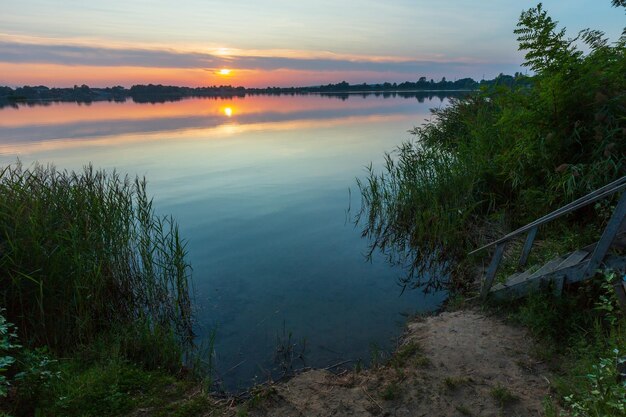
[481,242,505,301]
[584,191,626,278]
[519,226,538,269]
[552,275,565,297]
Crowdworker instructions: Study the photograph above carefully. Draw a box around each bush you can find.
[564,349,626,417]
[356,2,625,288]
[508,270,626,416]
[0,309,20,398]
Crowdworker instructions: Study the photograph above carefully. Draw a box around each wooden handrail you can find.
[469,176,626,255]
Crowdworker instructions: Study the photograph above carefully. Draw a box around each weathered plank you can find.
[518,226,538,268]
[557,250,589,270]
[526,257,566,280]
[490,254,626,301]
[585,191,626,276]
[480,242,505,300]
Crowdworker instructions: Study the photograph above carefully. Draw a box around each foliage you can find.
[12,348,61,410]
[0,309,20,398]
[564,349,626,417]
[506,270,626,417]
[27,357,184,416]
[0,163,193,353]
[514,3,578,73]
[594,270,621,326]
[356,2,625,288]
[490,384,518,407]
[0,309,203,416]
[380,381,400,401]
[0,163,198,416]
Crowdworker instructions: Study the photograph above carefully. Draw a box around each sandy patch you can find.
[249,310,552,417]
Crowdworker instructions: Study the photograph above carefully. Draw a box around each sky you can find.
[0,0,624,88]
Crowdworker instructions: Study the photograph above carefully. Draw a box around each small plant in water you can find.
[354,359,363,373]
[369,343,388,369]
[274,325,306,376]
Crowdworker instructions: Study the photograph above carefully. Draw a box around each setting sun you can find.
[218,69,232,75]
[223,107,233,117]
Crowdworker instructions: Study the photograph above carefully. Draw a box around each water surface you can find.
[0,93,448,390]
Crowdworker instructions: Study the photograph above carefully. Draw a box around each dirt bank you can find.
[246,310,553,417]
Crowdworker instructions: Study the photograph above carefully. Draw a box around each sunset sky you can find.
[1,0,623,88]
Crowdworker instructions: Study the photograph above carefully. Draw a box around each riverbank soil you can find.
[248,310,553,417]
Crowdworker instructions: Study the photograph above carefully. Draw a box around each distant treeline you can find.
[0,73,529,107]
[248,73,529,94]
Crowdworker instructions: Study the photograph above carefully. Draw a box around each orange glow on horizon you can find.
[0,62,421,89]
[218,69,232,76]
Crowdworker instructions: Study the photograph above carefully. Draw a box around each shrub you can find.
[0,309,20,398]
[356,2,625,288]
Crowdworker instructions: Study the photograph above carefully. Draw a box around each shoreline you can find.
[0,89,472,109]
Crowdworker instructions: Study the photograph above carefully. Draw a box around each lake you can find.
[0,93,449,390]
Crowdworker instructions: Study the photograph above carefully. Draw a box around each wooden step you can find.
[496,254,570,291]
[490,273,523,292]
[556,250,589,270]
[507,270,533,286]
[527,257,566,280]
[490,257,565,299]
[490,254,626,300]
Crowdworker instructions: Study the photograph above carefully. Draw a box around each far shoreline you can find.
[0,89,474,108]
[0,73,527,108]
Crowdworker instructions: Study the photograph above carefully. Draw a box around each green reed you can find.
[356,3,625,290]
[0,162,193,354]
[356,137,479,290]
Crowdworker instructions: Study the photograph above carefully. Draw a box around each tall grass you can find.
[356,4,625,288]
[356,139,479,290]
[0,162,193,353]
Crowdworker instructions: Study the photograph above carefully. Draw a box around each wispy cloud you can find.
[0,40,221,68]
[0,37,508,75]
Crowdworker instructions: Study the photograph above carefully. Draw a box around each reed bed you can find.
[0,162,193,353]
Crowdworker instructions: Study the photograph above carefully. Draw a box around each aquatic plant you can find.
[0,162,193,353]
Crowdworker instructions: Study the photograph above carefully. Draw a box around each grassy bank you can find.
[356,2,625,415]
[357,3,625,291]
[500,270,625,416]
[0,163,218,416]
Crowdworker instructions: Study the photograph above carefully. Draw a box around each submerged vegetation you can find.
[357,1,625,414]
[0,164,205,415]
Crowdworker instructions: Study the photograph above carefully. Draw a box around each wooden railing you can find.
[470,176,626,299]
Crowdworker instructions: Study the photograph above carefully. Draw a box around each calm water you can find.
[0,93,448,390]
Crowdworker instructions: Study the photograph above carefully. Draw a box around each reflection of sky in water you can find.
[0,95,448,390]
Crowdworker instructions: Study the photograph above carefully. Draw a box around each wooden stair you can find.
[469,176,626,302]
[489,229,626,301]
